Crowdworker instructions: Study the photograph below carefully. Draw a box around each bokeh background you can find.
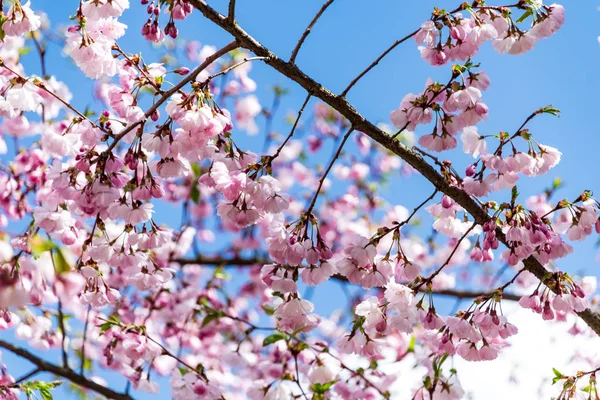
[3,0,600,398]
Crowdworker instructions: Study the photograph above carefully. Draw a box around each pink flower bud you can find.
[441,195,453,209]
[465,164,476,177]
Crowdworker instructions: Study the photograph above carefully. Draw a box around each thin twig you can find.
[204,56,267,85]
[415,222,478,291]
[341,28,420,97]
[289,0,336,64]
[305,126,355,217]
[269,93,311,161]
[15,368,41,384]
[80,305,91,375]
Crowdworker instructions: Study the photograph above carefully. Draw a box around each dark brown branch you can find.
[187,0,600,337]
[289,0,336,64]
[228,0,236,23]
[0,339,134,400]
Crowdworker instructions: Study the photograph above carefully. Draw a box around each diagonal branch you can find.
[289,0,337,64]
[187,0,600,336]
[0,339,134,400]
[105,40,239,154]
[306,126,355,217]
[341,28,420,97]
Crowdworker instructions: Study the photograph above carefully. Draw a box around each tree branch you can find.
[173,256,521,301]
[306,126,354,217]
[228,0,236,23]
[289,0,336,64]
[270,93,311,162]
[187,0,600,337]
[105,40,239,154]
[0,339,134,400]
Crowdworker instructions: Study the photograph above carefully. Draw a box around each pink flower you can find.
[445,87,482,113]
[419,46,448,66]
[6,81,43,113]
[463,176,491,197]
[529,5,565,40]
[302,262,335,286]
[418,134,457,152]
[126,203,154,225]
[456,342,481,361]
[415,21,438,46]
[460,126,487,157]
[3,1,41,37]
[82,0,129,19]
[355,296,384,332]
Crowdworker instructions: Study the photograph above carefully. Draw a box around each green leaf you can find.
[511,185,519,203]
[19,47,31,57]
[53,248,71,274]
[98,315,120,335]
[407,335,416,353]
[213,267,230,280]
[538,105,561,117]
[30,235,54,258]
[552,367,563,384]
[0,15,6,41]
[39,387,53,400]
[310,380,338,394]
[191,163,202,177]
[190,186,200,204]
[262,304,276,315]
[581,385,592,393]
[262,331,287,346]
[516,9,533,23]
[201,311,225,327]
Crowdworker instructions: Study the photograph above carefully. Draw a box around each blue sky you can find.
[3,0,600,398]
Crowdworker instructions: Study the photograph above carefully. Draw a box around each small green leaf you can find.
[19,47,31,57]
[191,163,202,177]
[516,9,533,23]
[552,367,563,384]
[581,385,592,393]
[53,248,71,274]
[30,235,54,259]
[201,311,225,327]
[538,105,561,117]
[407,335,416,353]
[511,186,519,203]
[310,380,338,394]
[190,186,200,204]
[39,387,53,400]
[262,331,287,346]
